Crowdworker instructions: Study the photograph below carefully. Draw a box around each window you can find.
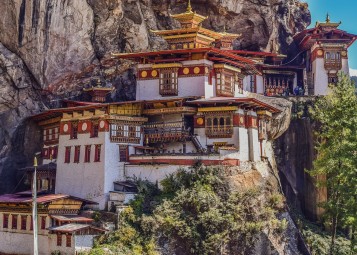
[21,215,27,230]
[159,69,178,96]
[3,214,9,229]
[51,146,58,159]
[41,216,46,230]
[250,75,256,93]
[84,145,91,163]
[328,74,338,84]
[12,215,18,229]
[119,145,129,162]
[65,146,71,163]
[216,70,236,96]
[30,216,33,230]
[74,146,81,163]
[66,234,72,247]
[91,123,99,138]
[57,234,62,246]
[70,123,78,139]
[94,145,101,162]
[110,123,141,143]
[205,114,233,138]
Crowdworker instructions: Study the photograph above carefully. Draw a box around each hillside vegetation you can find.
[84,164,289,255]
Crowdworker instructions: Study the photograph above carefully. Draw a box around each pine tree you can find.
[309,73,357,254]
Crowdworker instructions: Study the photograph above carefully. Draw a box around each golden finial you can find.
[326,13,330,23]
[187,0,192,12]
[34,156,38,167]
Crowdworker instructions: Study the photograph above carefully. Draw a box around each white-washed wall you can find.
[56,132,106,209]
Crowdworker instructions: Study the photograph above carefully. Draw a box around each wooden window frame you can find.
[205,114,233,138]
[66,234,72,247]
[84,145,91,163]
[110,123,141,143]
[41,216,46,230]
[65,146,71,163]
[91,123,99,138]
[159,68,178,96]
[12,214,18,230]
[119,145,129,162]
[57,234,62,246]
[21,215,27,230]
[216,69,235,97]
[94,144,101,162]
[74,146,81,163]
[3,214,9,229]
[70,123,78,139]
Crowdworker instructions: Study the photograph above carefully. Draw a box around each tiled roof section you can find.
[51,215,94,223]
[187,97,281,113]
[0,193,97,205]
[49,223,106,233]
[0,193,69,204]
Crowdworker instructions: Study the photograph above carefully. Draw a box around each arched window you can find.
[226,117,231,126]
[326,52,330,59]
[207,118,212,127]
[213,118,218,126]
[220,118,225,126]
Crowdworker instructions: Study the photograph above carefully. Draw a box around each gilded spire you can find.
[326,13,330,23]
[187,0,192,13]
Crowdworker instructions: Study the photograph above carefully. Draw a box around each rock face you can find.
[0,0,310,89]
[273,97,327,221]
[0,1,310,197]
[0,43,44,194]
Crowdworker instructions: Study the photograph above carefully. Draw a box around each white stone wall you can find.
[194,127,240,149]
[256,75,264,94]
[136,76,207,100]
[75,235,97,252]
[342,58,349,75]
[238,127,249,161]
[56,132,106,209]
[49,234,75,255]
[0,231,51,255]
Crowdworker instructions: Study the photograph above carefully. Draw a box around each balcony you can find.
[144,121,191,144]
[205,126,233,138]
[324,59,342,70]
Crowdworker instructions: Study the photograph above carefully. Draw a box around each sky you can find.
[305,0,357,70]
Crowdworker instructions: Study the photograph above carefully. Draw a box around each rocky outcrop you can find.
[273,97,326,221]
[0,0,310,90]
[0,43,44,194]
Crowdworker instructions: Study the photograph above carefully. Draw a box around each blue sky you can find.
[305,0,357,70]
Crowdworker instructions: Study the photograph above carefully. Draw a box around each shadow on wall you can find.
[0,119,42,195]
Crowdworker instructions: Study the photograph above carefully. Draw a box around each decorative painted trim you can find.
[129,158,239,166]
[152,63,183,69]
[213,64,241,73]
[198,106,238,112]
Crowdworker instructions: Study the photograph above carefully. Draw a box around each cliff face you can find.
[0,1,310,195]
[0,0,310,89]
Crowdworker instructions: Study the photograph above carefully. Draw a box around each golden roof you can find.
[170,0,207,27]
[315,13,341,28]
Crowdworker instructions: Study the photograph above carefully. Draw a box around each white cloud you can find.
[349,68,357,77]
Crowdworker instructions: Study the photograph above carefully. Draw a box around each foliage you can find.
[291,209,351,255]
[89,164,287,255]
[308,73,357,254]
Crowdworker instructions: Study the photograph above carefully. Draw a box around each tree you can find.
[309,73,357,254]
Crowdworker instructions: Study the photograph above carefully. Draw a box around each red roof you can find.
[0,193,68,204]
[113,47,260,74]
[187,97,281,113]
[0,193,97,205]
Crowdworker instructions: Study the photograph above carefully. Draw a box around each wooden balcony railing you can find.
[324,60,342,70]
[205,126,233,138]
